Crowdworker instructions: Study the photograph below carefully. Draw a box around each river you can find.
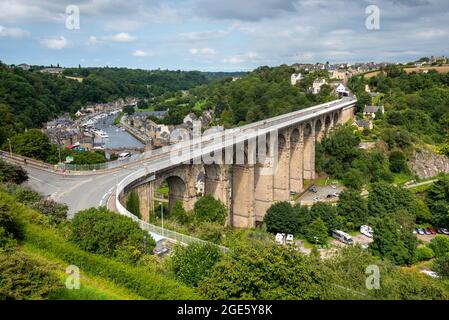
[94,114,144,150]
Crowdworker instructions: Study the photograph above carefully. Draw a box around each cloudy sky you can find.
[0,0,448,71]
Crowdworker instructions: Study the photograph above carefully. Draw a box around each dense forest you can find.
[0,62,234,146]
[141,65,336,127]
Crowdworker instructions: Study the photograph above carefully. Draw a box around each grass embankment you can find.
[23,223,200,300]
[22,244,143,300]
[1,191,200,300]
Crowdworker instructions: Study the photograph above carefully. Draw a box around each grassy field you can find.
[393,173,413,185]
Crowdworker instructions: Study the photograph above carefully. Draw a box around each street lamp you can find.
[160,202,164,237]
[7,138,12,158]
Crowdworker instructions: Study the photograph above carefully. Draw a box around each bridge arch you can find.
[324,115,332,136]
[315,118,323,141]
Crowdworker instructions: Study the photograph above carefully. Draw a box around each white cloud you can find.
[0,25,30,38]
[132,50,152,57]
[108,32,136,42]
[88,36,100,45]
[222,51,259,64]
[41,36,69,50]
[416,28,449,39]
[189,47,218,56]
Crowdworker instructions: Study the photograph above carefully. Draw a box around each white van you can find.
[360,225,373,238]
[118,152,131,161]
[331,230,354,245]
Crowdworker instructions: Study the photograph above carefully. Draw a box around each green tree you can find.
[263,202,298,234]
[342,168,367,190]
[193,195,227,225]
[369,216,416,265]
[126,191,141,218]
[389,150,409,173]
[70,207,154,259]
[305,218,328,246]
[198,240,331,299]
[3,129,53,162]
[337,189,368,229]
[428,235,449,258]
[368,182,419,217]
[170,243,222,287]
[310,202,342,231]
[171,200,190,224]
[432,255,449,279]
[0,159,28,184]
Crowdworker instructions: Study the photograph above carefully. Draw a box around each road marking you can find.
[99,185,116,207]
[28,175,58,188]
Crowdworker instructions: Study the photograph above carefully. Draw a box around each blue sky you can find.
[0,0,448,71]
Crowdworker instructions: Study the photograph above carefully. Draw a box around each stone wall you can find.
[409,148,449,179]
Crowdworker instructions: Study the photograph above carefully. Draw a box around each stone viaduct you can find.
[119,98,356,228]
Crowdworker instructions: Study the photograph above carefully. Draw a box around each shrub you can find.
[264,202,298,234]
[171,201,191,224]
[31,199,68,225]
[428,235,449,258]
[432,255,449,279]
[193,195,227,225]
[170,243,222,287]
[195,221,225,244]
[0,159,28,184]
[415,246,435,262]
[70,207,155,259]
[0,251,62,300]
[0,198,25,241]
[13,186,41,206]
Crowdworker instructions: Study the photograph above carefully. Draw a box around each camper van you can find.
[331,230,354,245]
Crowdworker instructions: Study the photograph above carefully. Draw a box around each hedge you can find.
[24,224,200,300]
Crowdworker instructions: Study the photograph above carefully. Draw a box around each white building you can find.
[290,73,303,85]
[312,78,327,94]
[335,83,350,96]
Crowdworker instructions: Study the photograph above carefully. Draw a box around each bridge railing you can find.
[115,167,229,252]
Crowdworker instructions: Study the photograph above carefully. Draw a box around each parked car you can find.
[413,229,418,234]
[437,228,445,234]
[424,228,432,235]
[313,196,320,202]
[418,228,425,235]
[326,194,333,199]
[442,228,449,235]
[429,228,437,235]
[332,192,340,197]
[309,186,318,193]
[330,184,337,189]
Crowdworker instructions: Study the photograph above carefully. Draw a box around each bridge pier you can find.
[289,127,303,194]
[273,132,290,202]
[231,164,255,228]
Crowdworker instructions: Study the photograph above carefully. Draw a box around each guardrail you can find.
[115,167,229,252]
